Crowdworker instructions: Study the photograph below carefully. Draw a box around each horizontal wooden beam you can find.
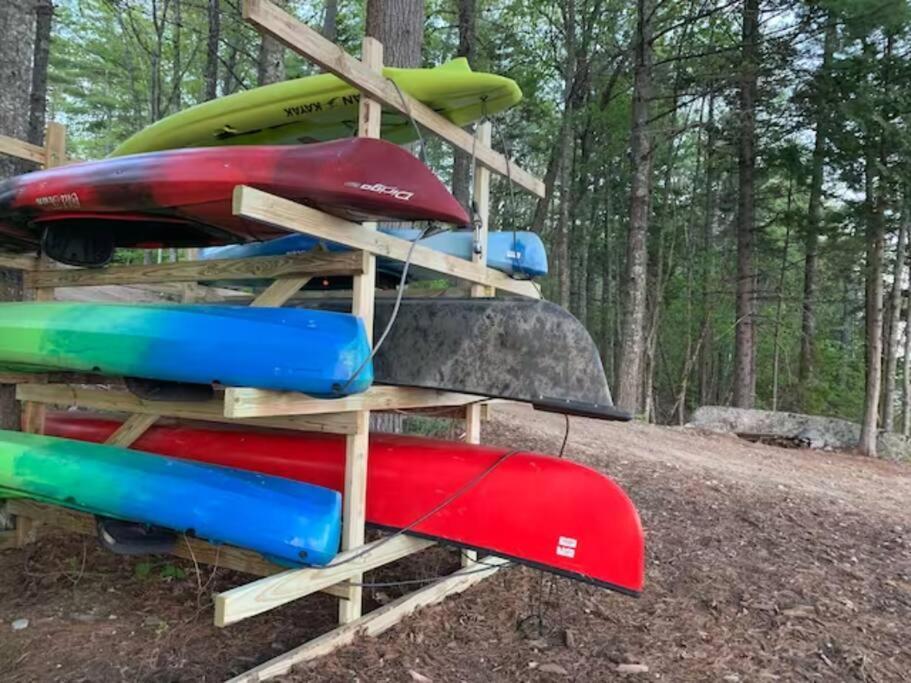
[25,250,367,289]
[224,385,481,418]
[215,535,434,626]
[16,383,358,434]
[227,555,509,681]
[242,0,545,198]
[0,134,46,165]
[4,500,348,599]
[233,186,541,299]
[0,253,38,270]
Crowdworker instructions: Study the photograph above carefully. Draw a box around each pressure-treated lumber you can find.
[16,383,358,435]
[104,413,159,447]
[227,556,510,682]
[338,35,383,627]
[233,186,541,299]
[224,385,480,418]
[0,134,47,165]
[3,500,348,598]
[249,276,311,307]
[242,0,545,198]
[0,253,38,270]
[44,122,67,168]
[339,411,369,623]
[25,250,367,289]
[215,534,434,626]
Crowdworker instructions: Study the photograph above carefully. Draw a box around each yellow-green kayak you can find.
[111,58,521,156]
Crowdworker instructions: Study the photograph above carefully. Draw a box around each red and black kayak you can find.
[0,138,470,266]
[45,413,644,596]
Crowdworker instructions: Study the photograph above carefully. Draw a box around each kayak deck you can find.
[0,429,342,566]
[0,302,373,396]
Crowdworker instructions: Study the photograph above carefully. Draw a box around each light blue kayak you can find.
[201,227,548,279]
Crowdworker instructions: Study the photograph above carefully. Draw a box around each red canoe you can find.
[45,413,644,595]
[0,138,470,258]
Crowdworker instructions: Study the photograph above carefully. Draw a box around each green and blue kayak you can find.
[0,302,372,395]
[0,429,342,566]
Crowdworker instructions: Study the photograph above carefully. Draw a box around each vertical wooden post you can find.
[338,36,383,625]
[462,122,493,567]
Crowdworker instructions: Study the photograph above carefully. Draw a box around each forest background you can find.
[2,0,911,455]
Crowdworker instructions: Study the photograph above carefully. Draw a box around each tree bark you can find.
[257,0,287,85]
[798,19,835,407]
[450,0,476,210]
[365,0,425,433]
[733,0,759,409]
[28,0,53,146]
[772,181,793,411]
[204,0,220,101]
[323,0,338,41]
[366,0,424,68]
[860,144,885,456]
[903,244,911,435]
[882,216,907,431]
[615,0,654,414]
[699,90,717,405]
[0,0,36,430]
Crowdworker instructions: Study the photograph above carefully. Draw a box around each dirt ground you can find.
[1,404,909,682]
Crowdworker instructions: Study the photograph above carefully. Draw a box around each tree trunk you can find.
[883,206,908,431]
[28,0,53,146]
[772,181,793,411]
[615,0,654,415]
[0,0,36,430]
[366,0,424,68]
[555,116,573,309]
[798,20,835,405]
[860,150,885,456]
[258,0,287,85]
[699,90,717,405]
[204,0,220,101]
[365,0,425,434]
[733,0,759,409]
[903,248,911,435]
[323,0,338,41]
[451,0,476,210]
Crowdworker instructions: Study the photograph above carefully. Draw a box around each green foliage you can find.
[40,0,911,427]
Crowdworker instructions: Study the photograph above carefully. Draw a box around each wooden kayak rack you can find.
[0,2,546,679]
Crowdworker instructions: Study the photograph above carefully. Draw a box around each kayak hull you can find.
[0,139,470,254]
[303,298,627,421]
[201,227,549,280]
[0,429,341,566]
[45,414,645,595]
[112,58,522,156]
[0,302,372,396]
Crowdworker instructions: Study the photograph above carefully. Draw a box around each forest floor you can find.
[1,403,909,682]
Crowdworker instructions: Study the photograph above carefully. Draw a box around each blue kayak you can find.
[0,302,373,396]
[201,227,548,279]
[0,430,341,566]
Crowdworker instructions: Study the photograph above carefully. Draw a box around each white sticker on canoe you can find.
[556,536,578,559]
[558,536,578,549]
[556,545,576,559]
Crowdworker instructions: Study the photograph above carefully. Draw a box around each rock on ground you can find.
[688,405,911,460]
